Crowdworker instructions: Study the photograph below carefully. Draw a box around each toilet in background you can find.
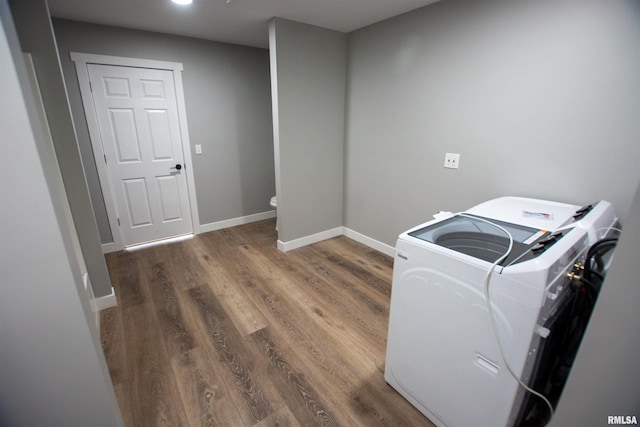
[270,196,278,230]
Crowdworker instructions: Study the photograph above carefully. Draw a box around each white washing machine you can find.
[384,197,617,427]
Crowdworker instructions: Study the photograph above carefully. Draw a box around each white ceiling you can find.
[46,0,442,49]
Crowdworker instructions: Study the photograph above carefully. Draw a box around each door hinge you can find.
[104,154,107,164]
[117,218,120,226]
[89,81,93,92]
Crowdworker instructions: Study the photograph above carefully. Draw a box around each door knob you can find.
[171,164,182,170]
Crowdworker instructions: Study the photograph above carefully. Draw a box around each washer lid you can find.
[408,214,551,266]
[466,197,579,231]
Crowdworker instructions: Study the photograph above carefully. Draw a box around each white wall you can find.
[0,3,122,424]
[269,18,347,246]
[345,0,640,245]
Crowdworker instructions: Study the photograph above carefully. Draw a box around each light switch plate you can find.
[195,144,202,154]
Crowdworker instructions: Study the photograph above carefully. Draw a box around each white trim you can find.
[125,233,193,252]
[268,19,284,250]
[72,55,123,249]
[70,52,183,72]
[343,227,396,257]
[101,242,116,254]
[172,67,201,235]
[94,287,117,333]
[83,277,116,332]
[277,226,344,252]
[200,210,276,234]
[274,225,396,256]
[70,52,199,251]
[104,221,396,258]
[94,287,117,311]
[82,273,99,332]
[100,210,276,251]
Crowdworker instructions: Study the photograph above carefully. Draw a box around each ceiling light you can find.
[171,0,192,5]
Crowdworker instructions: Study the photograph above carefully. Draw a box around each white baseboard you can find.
[94,287,117,311]
[276,226,396,257]
[343,227,395,257]
[100,211,276,252]
[101,242,116,254]
[91,288,116,334]
[200,210,276,234]
[82,273,99,332]
[277,226,344,252]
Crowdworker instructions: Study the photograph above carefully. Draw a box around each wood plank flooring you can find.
[102,219,434,427]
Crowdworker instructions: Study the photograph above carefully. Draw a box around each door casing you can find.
[72,52,200,250]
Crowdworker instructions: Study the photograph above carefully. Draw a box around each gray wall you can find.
[345,0,640,246]
[550,179,640,425]
[10,0,112,298]
[52,19,275,243]
[342,0,640,421]
[1,3,122,424]
[269,18,347,244]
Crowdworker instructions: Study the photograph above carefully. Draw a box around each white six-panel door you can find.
[87,64,193,246]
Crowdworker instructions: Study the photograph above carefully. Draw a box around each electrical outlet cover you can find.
[444,152,460,169]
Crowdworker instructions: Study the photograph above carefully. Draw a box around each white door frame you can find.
[71,52,200,250]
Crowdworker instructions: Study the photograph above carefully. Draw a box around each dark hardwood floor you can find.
[102,219,434,427]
